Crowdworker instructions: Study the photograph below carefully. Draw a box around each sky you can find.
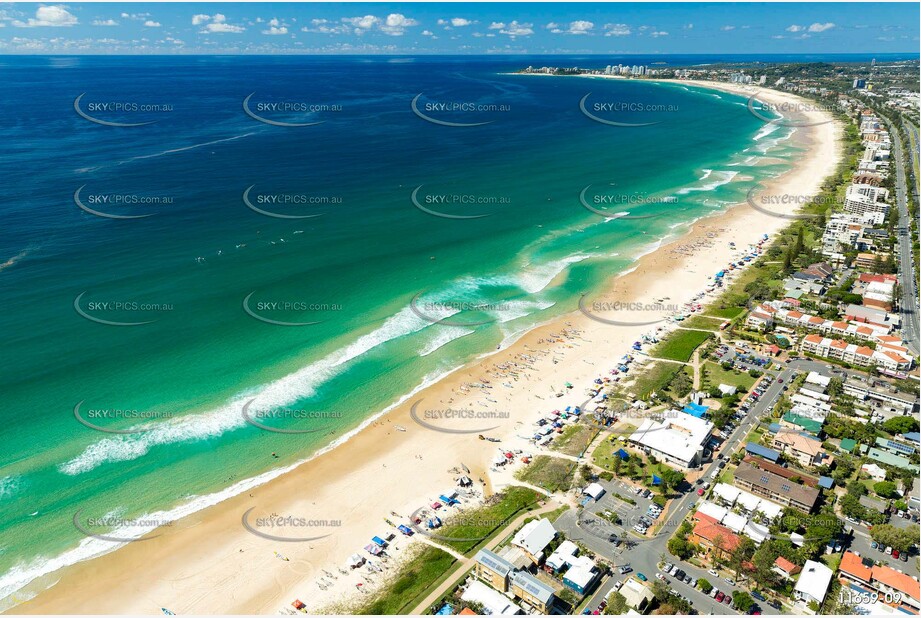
[0,2,918,55]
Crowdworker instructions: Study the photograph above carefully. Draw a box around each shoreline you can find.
[9,81,843,615]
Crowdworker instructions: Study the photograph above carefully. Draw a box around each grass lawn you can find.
[701,361,757,392]
[822,553,842,572]
[703,306,746,319]
[355,545,456,615]
[681,315,723,331]
[551,422,598,457]
[435,485,544,555]
[628,361,683,400]
[652,330,713,363]
[592,430,637,471]
[515,455,576,494]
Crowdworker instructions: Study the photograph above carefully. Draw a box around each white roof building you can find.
[583,483,606,501]
[696,500,729,522]
[512,518,557,563]
[712,483,742,505]
[718,384,738,396]
[722,512,747,534]
[546,540,579,572]
[745,521,771,544]
[805,371,831,389]
[737,492,762,513]
[462,580,523,615]
[629,414,713,469]
[794,560,834,606]
[755,500,784,521]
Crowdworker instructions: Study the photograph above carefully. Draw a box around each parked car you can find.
[725,578,736,586]
[901,553,909,562]
[708,569,720,577]
[637,573,647,582]
[715,592,725,602]
[724,595,733,606]
[619,565,633,575]
[752,591,766,602]
[663,564,674,574]
[655,574,667,582]
[710,588,719,598]
[892,549,901,559]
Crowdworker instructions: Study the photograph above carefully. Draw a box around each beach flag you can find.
[651,475,662,485]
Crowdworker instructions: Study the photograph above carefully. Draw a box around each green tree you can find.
[604,592,627,615]
[874,481,898,498]
[733,592,755,613]
[698,578,713,594]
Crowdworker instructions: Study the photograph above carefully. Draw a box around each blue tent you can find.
[682,404,708,419]
[397,524,414,536]
[651,475,662,485]
[615,448,629,460]
[372,536,387,547]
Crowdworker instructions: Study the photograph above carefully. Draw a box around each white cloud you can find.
[488,22,505,30]
[92,19,118,26]
[604,23,631,37]
[650,30,668,37]
[684,23,694,30]
[302,18,348,34]
[143,20,161,28]
[496,20,533,37]
[808,22,835,32]
[721,25,735,31]
[551,20,593,35]
[13,5,78,27]
[439,17,473,28]
[422,29,433,36]
[196,13,245,33]
[380,13,418,36]
[120,12,150,21]
[262,17,288,34]
[786,24,803,32]
[342,15,380,31]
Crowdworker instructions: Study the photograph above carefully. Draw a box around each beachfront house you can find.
[511,518,557,565]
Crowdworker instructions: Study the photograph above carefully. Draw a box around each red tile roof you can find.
[774,556,802,575]
[692,519,740,552]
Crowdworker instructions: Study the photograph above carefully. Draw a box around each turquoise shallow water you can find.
[0,55,796,603]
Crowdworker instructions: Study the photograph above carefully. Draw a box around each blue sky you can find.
[0,3,917,54]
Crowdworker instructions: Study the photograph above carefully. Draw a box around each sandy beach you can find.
[11,81,842,616]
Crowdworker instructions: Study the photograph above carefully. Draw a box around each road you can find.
[902,119,920,198]
[884,117,920,356]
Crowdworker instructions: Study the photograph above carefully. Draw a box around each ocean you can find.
[0,55,798,605]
